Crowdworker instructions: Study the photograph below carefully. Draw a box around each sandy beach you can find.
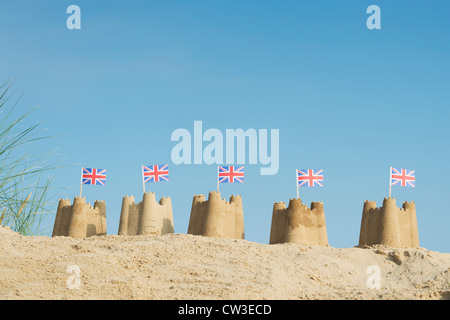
[0,226,448,300]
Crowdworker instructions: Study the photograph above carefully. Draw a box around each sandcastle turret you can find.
[118,195,135,235]
[359,200,378,245]
[358,197,419,247]
[380,197,401,246]
[187,190,245,239]
[230,195,245,239]
[52,198,71,237]
[118,192,174,236]
[269,197,328,246]
[52,197,107,238]
[187,195,207,235]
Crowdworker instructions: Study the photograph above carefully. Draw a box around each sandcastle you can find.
[358,197,419,247]
[269,198,328,246]
[187,190,245,239]
[52,197,106,238]
[50,190,421,249]
[118,192,174,236]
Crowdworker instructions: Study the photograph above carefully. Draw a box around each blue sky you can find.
[1,1,449,252]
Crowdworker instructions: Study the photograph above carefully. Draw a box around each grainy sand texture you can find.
[0,226,448,300]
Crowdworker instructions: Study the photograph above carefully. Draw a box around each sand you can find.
[0,226,448,300]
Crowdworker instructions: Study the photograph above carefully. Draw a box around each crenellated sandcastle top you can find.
[118,191,174,236]
[269,197,328,246]
[52,196,106,238]
[187,190,245,239]
[358,197,419,248]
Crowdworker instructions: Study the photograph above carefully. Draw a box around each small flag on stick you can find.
[389,167,415,197]
[217,166,244,191]
[80,167,106,197]
[142,164,169,193]
[296,169,324,198]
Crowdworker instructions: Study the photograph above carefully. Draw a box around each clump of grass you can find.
[0,80,61,236]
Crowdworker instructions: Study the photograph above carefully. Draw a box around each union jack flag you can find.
[297,169,324,187]
[81,168,106,185]
[391,168,415,187]
[218,166,244,183]
[143,164,169,183]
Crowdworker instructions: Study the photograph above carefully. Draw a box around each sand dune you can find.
[0,226,448,300]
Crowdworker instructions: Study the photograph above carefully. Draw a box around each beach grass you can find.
[0,80,61,236]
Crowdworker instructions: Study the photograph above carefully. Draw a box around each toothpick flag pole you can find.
[79,167,83,198]
[217,166,220,192]
[296,169,299,199]
[142,165,146,194]
[389,166,392,198]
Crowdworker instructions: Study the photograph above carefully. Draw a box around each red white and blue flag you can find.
[297,169,324,187]
[390,168,415,188]
[143,164,169,183]
[218,166,244,183]
[81,168,106,186]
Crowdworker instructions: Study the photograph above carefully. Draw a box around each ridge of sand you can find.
[0,226,448,300]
